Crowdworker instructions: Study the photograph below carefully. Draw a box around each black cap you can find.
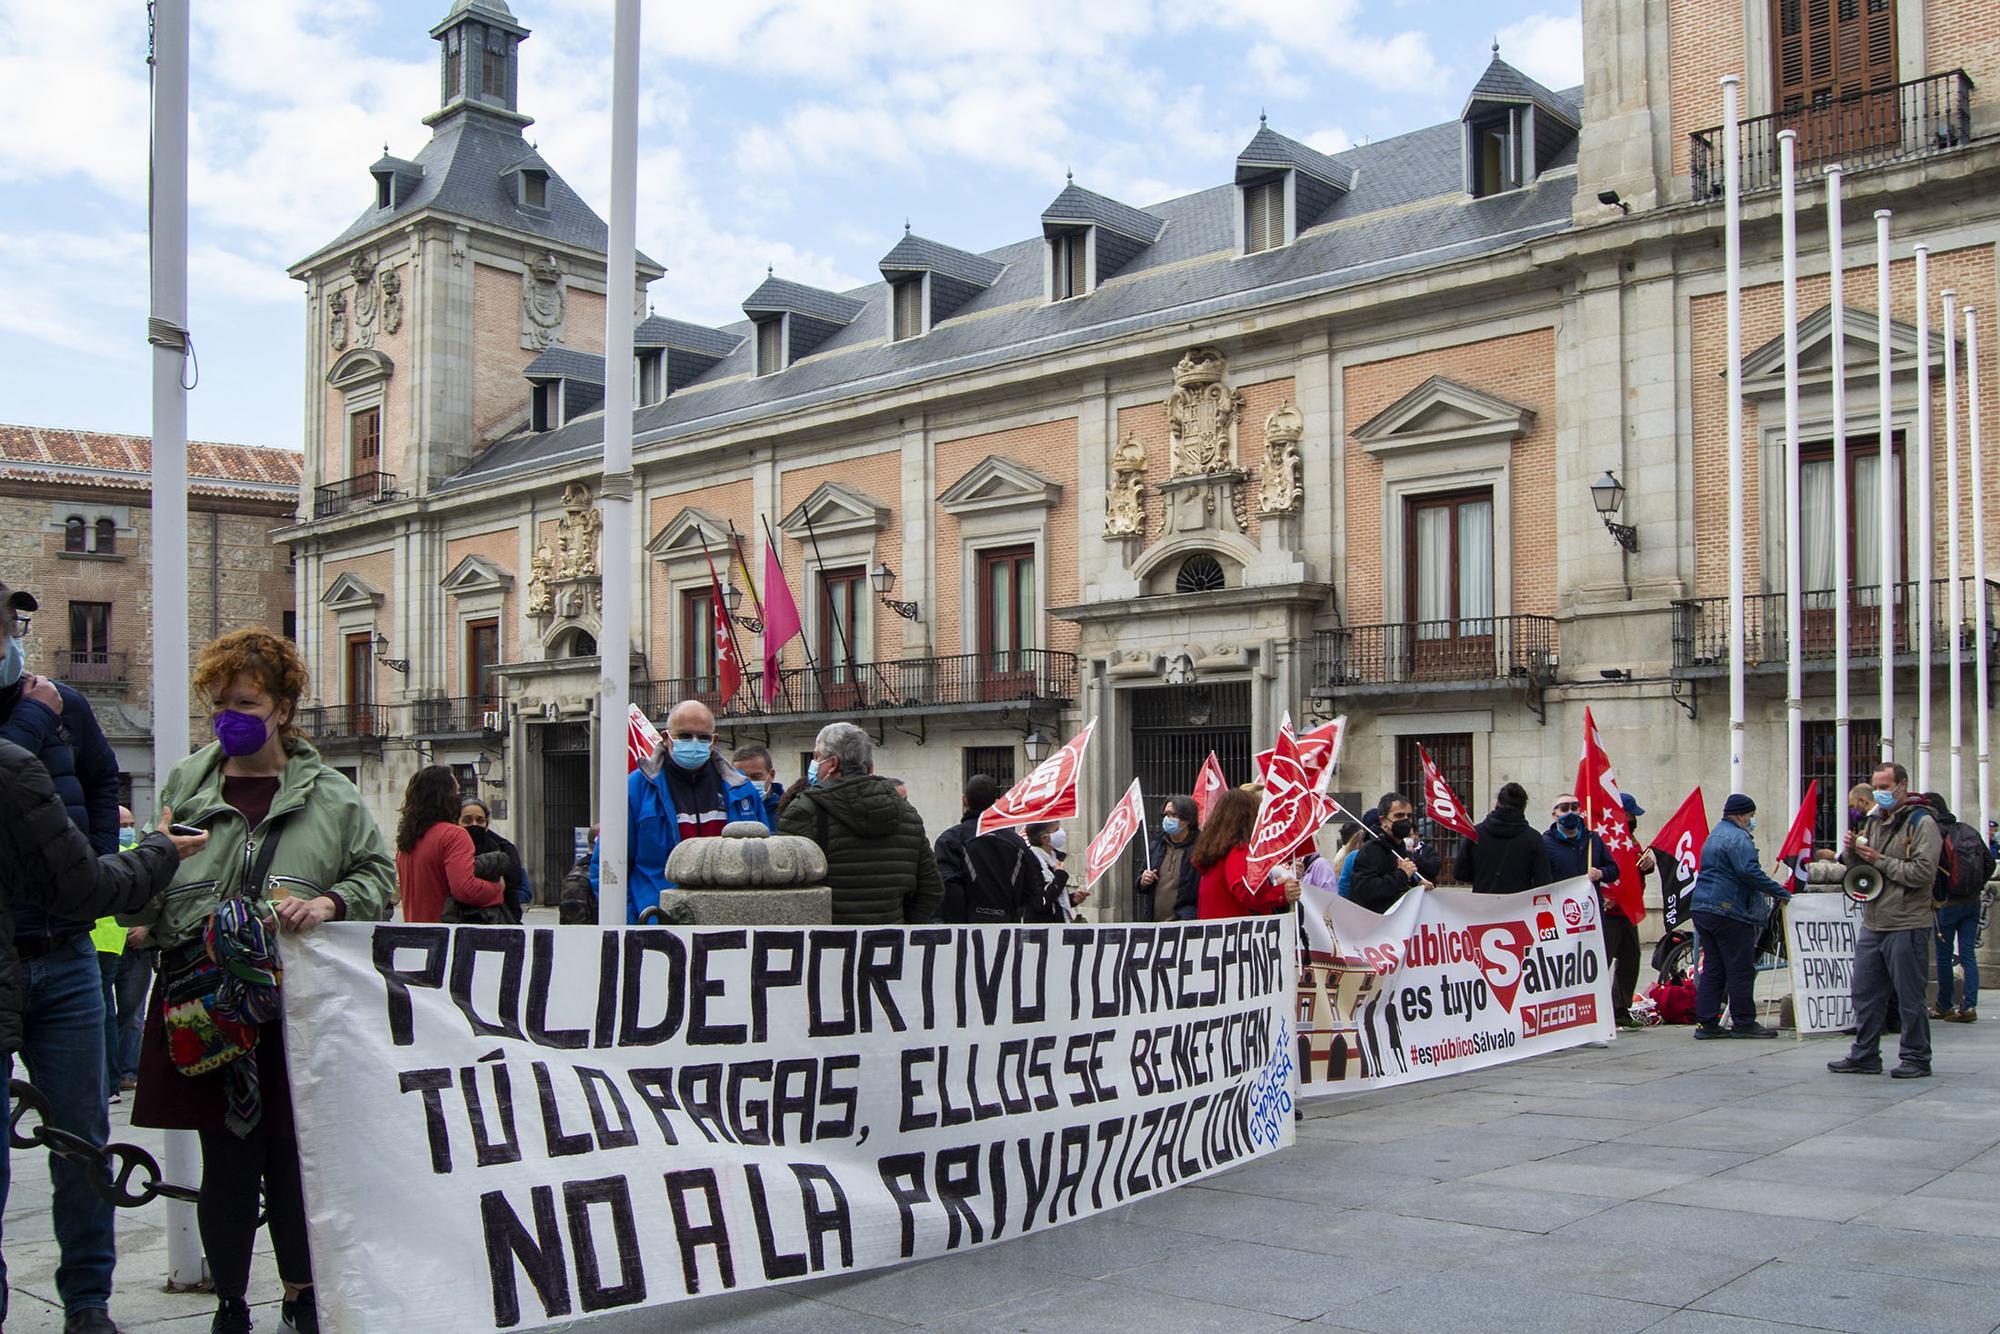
[0,583,36,614]
[1722,793,1756,817]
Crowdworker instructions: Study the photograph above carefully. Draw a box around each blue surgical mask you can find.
[1747,816,1757,834]
[118,826,138,851]
[1160,816,1182,836]
[0,636,21,689]
[806,758,821,787]
[1873,788,1896,811]
[669,739,711,771]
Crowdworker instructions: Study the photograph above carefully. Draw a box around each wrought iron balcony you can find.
[62,650,129,690]
[298,704,391,746]
[1690,69,1974,199]
[1312,616,1558,692]
[413,696,505,736]
[637,650,1078,723]
[1671,577,2000,674]
[312,470,399,519]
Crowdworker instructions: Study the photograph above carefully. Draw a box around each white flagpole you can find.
[148,0,202,1288]
[1780,131,1803,811]
[595,0,640,927]
[1945,289,1963,810]
[1876,210,1895,764]
[1828,167,1851,826]
[1969,307,1991,837]
[1915,245,1934,790]
[1724,75,1747,796]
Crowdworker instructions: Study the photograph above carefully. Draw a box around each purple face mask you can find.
[213,709,270,757]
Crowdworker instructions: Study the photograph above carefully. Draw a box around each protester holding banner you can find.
[394,767,506,924]
[1544,795,1621,892]
[1688,793,1789,1039]
[778,721,942,924]
[1135,795,1200,921]
[1347,793,1435,912]
[130,627,395,1334]
[1452,782,1554,893]
[1604,793,1651,1031]
[1194,788,1300,918]
[1829,763,1940,1078]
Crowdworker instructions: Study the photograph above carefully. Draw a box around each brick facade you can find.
[933,418,1080,658]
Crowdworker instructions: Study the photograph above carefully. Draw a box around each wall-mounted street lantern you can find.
[870,562,921,622]
[1590,470,1639,553]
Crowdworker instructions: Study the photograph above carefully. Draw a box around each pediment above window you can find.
[780,482,889,540]
[326,348,394,392]
[321,572,385,611]
[938,455,1063,517]
[1739,304,1951,401]
[440,553,513,596]
[645,506,735,561]
[1353,375,1534,457]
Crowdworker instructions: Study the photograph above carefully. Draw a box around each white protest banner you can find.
[283,918,1296,1332]
[1293,876,1612,1094]
[1784,892,1861,1034]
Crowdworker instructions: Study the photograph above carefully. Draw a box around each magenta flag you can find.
[761,538,803,703]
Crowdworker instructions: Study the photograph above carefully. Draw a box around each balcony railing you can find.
[413,696,505,736]
[1671,577,2000,672]
[637,650,1079,721]
[1690,69,1973,199]
[313,470,399,519]
[298,704,391,744]
[62,650,129,688]
[1312,616,1557,691]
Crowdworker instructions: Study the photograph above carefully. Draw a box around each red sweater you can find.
[1196,846,1290,919]
[396,822,504,924]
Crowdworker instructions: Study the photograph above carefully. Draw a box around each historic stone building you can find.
[285,0,2000,906]
[0,424,300,813]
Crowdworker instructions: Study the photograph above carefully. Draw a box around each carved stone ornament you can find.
[526,542,556,617]
[380,269,403,335]
[1258,400,1304,515]
[326,290,348,352]
[526,483,605,622]
[558,482,602,580]
[349,252,380,349]
[1164,347,1246,479]
[521,250,567,349]
[1103,429,1148,539]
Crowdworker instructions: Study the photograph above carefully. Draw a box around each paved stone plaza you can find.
[5,1017,1995,1332]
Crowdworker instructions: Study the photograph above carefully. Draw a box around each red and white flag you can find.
[1417,743,1479,842]
[1246,723,1336,891]
[709,572,743,708]
[1774,780,1820,890]
[979,719,1098,835]
[1192,752,1228,824]
[1083,778,1147,891]
[1648,787,1709,932]
[625,703,662,772]
[1573,707,1646,924]
[1254,715,1347,792]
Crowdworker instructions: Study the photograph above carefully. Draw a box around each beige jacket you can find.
[1848,802,1942,933]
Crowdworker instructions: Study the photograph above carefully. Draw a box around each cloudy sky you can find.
[0,0,1582,451]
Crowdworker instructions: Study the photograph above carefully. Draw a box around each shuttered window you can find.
[892,277,925,340]
[1775,0,1896,110]
[755,318,784,375]
[1243,178,1284,253]
[1050,231,1087,300]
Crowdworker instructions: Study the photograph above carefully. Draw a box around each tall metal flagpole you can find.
[595,0,640,928]
[1969,307,1991,837]
[1828,166,1851,826]
[148,0,203,1288]
[1724,75,1747,796]
[1915,245,1934,790]
[1876,210,1895,764]
[1945,289,1963,810]
[1779,130,1803,811]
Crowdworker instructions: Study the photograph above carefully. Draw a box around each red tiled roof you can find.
[0,424,302,501]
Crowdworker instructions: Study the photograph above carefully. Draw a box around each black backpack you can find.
[961,830,1033,923]
[558,855,597,925]
[1946,822,1991,903]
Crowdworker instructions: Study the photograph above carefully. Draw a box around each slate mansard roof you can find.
[441,85,1585,492]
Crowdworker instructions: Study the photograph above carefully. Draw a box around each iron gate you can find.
[534,721,594,896]
[1130,682,1253,804]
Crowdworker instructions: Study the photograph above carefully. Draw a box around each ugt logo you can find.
[1473,921,1534,1013]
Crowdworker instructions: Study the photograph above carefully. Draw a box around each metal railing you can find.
[638,650,1079,721]
[1671,577,2000,671]
[298,704,391,743]
[1690,69,1973,199]
[1313,616,1557,689]
[413,696,504,735]
[312,470,399,519]
[62,650,129,687]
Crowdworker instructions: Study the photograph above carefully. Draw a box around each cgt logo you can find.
[1473,921,1534,1013]
[1531,895,1561,942]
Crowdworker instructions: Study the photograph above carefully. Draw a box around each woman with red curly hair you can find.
[127,628,393,1334]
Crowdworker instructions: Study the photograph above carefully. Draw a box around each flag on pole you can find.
[1774,779,1820,891]
[1254,715,1347,792]
[760,537,802,704]
[979,720,1098,835]
[1192,752,1228,824]
[1648,787,1709,932]
[1574,707,1647,924]
[1416,743,1479,842]
[1083,778,1147,890]
[709,570,742,708]
[625,703,661,772]
[1246,722,1336,891]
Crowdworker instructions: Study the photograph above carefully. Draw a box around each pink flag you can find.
[761,538,803,704]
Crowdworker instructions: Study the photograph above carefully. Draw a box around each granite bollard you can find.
[658,820,833,925]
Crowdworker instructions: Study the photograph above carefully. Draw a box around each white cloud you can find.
[1497,11,1584,91]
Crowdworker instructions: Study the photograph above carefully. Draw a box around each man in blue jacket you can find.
[1689,792,1792,1039]
[600,699,768,922]
[0,585,126,1333]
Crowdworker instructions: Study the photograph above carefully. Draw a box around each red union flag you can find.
[1775,780,1820,890]
[1648,787,1709,931]
[626,704,662,772]
[1256,716,1347,793]
[1192,752,1228,824]
[710,572,743,708]
[1417,744,1478,842]
[1083,778,1147,890]
[1246,724,1334,891]
[979,719,1098,835]
[1573,707,1645,924]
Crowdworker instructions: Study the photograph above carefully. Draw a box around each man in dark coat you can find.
[1133,795,1200,921]
[934,774,1041,923]
[0,585,133,1334]
[1349,792,1440,913]
[1544,793,1621,891]
[1452,782,1555,893]
[780,722,943,924]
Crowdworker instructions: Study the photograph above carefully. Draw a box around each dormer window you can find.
[1470,108,1524,197]
[1242,177,1285,253]
[756,319,785,376]
[521,169,547,209]
[1460,52,1579,200]
[1050,230,1088,301]
[891,277,926,341]
[375,174,393,210]
[636,350,664,406]
[532,381,562,431]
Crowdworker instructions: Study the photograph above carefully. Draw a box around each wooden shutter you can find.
[1244,179,1282,253]
[1773,0,1896,109]
[1066,233,1087,297]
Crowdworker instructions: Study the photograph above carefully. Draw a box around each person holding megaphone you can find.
[1827,763,1941,1079]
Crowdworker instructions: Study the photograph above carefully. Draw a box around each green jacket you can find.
[778,775,943,925]
[125,738,395,948]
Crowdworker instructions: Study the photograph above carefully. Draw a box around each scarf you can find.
[205,899,284,1137]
